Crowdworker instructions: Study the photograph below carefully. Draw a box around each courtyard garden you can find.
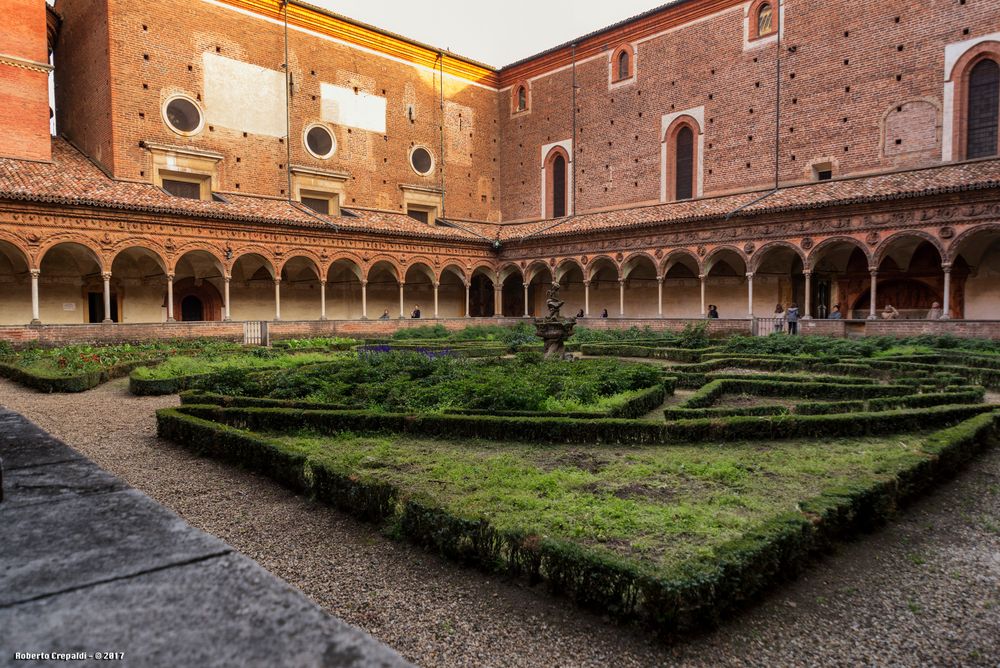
[1,327,998,635]
[83,326,992,635]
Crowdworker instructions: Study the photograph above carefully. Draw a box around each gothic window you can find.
[674,126,694,201]
[967,59,1000,159]
[552,154,566,217]
[516,86,527,112]
[617,51,630,81]
[757,3,774,37]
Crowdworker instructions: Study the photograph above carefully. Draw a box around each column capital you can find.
[166,272,175,280]
[361,280,368,287]
[745,272,754,279]
[698,273,706,280]
[618,278,626,285]
[433,281,440,288]
[941,262,953,272]
[101,271,112,281]
[523,283,529,289]
[273,277,281,284]
[224,274,231,282]
[30,269,40,279]
[399,281,406,287]
[802,270,811,278]
[582,279,591,287]
[656,275,664,283]
[319,279,327,286]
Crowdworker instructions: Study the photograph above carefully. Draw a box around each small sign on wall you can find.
[62,303,75,311]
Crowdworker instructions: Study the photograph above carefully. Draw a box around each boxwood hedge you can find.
[155,406,999,633]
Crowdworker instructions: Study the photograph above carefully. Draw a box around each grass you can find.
[130,351,342,380]
[262,428,943,572]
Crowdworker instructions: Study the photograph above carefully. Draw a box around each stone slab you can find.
[0,408,83,470]
[1,458,127,509]
[0,488,230,607]
[0,553,408,668]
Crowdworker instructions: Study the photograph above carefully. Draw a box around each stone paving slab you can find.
[0,488,230,607]
[0,410,83,469]
[0,554,406,668]
[1,458,126,509]
[0,408,410,667]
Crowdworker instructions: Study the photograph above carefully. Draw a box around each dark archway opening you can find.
[469,274,495,317]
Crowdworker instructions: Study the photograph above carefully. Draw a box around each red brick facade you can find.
[0,0,998,338]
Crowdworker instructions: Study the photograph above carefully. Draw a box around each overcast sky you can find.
[310,0,665,68]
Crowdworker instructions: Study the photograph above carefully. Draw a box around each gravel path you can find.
[2,377,998,667]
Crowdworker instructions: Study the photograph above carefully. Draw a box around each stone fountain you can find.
[534,282,576,359]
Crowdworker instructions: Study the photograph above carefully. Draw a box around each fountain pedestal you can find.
[534,318,576,359]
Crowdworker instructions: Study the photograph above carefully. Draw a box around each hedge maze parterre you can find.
[140,333,1000,635]
[3,329,999,635]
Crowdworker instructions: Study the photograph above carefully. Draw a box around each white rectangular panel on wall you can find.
[320,83,386,134]
[202,53,286,137]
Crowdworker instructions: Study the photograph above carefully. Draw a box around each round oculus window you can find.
[304,124,336,159]
[163,96,203,135]
[410,146,433,175]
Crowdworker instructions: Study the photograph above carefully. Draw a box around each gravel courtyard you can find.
[2,377,998,667]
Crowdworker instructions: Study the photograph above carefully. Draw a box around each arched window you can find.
[757,3,774,36]
[515,85,527,112]
[967,59,1000,159]
[617,51,630,81]
[674,126,694,201]
[552,154,566,217]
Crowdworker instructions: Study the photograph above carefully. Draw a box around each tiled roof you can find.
[0,138,500,243]
[3,139,1000,247]
[497,158,1000,241]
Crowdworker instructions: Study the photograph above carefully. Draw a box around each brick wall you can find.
[498,0,1000,221]
[0,0,51,162]
[54,0,502,222]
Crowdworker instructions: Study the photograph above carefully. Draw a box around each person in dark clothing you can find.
[576,308,584,318]
[600,308,609,318]
[786,302,799,334]
[378,308,390,320]
[707,305,719,319]
[828,304,842,319]
[411,305,421,319]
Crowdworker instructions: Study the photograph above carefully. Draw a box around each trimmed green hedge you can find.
[168,402,994,445]
[579,343,718,362]
[155,405,999,632]
[0,358,161,393]
[680,379,912,410]
[179,390,357,411]
[444,380,672,420]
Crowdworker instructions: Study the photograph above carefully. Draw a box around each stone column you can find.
[802,271,812,319]
[223,276,231,321]
[746,272,754,318]
[941,263,951,319]
[274,277,281,321]
[699,274,706,316]
[319,280,327,320]
[30,269,40,324]
[360,280,368,319]
[398,281,405,318]
[494,285,502,318]
[618,279,625,317]
[166,273,175,322]
[464,281,471,318]
[102,272,112,323]
[583,280,590,317]
[657,276,664,318]
[868,270,878,320]
[433,282,439,319]
[523,283,530,318]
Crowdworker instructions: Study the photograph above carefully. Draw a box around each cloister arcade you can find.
[1,225,999,325]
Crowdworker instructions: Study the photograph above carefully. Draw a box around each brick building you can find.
[0,0,999,337]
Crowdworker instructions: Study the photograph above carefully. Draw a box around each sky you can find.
[309,0,667,68]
